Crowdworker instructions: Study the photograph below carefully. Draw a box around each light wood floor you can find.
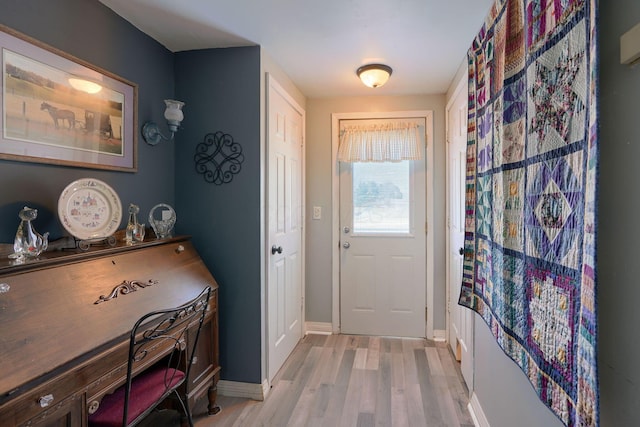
[193,334,474,427]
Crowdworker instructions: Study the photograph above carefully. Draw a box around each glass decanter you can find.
[125,203,140,244]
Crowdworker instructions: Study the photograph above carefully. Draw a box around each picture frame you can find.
[0,24,138,172]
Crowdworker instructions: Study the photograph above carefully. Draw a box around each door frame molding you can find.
[445,72,475,391]
[445,75,466,352]
[330,110,435,338]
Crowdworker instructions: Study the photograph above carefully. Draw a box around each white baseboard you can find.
[433,329,447,342]
[217,379,270,401]
[468,391,490,427]
[305,322,443,340]
[305,321,332,335]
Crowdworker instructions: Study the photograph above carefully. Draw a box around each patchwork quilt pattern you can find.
[458,0,598,425]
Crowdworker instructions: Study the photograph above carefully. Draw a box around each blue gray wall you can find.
[598,0,640,425]
[174,47,263,383]
[0,1,264,385]
[0,0,175,241]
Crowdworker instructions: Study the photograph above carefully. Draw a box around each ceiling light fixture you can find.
[357,64,393,88]
[142,99,185,145]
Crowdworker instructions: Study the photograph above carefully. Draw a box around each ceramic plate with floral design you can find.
[58,178,122,240]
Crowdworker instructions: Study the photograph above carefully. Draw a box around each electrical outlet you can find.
[313,206,322,220]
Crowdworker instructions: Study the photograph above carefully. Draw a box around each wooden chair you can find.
[88,286,212,427]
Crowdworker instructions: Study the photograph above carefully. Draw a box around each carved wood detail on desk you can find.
[0,236,220,426]
[93,279,158,304]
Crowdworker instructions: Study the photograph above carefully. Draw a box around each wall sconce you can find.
[142,99,185,145]
[357,64,393,88]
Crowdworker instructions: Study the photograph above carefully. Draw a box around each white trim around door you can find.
[330,111,435,338]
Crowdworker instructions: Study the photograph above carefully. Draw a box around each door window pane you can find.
[352,161,410,233]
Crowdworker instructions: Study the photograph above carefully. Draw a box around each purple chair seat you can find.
[89,366,185,427]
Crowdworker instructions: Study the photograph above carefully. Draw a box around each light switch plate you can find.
[313,206,322,220]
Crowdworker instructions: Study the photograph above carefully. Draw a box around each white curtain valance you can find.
[338,122,422,163]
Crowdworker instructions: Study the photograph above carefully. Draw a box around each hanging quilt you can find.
[458,0,598,426]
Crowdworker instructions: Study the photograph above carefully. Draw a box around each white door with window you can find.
[339,118,426,337]
[267,74,304,382]
[447,79,474,389]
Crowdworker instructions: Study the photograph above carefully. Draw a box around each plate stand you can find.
[76,236,117,252]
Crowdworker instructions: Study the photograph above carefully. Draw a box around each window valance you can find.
[338,122,421,162]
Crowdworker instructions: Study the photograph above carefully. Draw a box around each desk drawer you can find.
[1,371,84,426]
[0,342,129,425]
[20,394,84,427]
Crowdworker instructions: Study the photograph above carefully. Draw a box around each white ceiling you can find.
[98,0,493,98]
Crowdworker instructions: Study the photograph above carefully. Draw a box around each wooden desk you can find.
[0,236,220,426]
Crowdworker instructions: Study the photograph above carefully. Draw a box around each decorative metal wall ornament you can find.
[194,131,244,185]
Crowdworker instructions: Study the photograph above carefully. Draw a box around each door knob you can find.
[343,242,351,249]
[459,247,464,255]
[271,245,283,255]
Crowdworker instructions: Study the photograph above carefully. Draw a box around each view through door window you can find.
[352,161,410,233]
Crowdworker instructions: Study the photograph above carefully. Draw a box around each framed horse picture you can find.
[0,25,137,172]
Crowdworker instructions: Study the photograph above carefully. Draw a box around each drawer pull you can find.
[192,356,198,365]
[38,394,54,408]
[88,400,100,415]
[176,245,185,253]
[0,283,9,294]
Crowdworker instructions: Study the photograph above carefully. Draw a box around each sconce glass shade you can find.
[357,64,393,88]
[142,99,185,145]
[163,99,184,132]
[68,78,102,94]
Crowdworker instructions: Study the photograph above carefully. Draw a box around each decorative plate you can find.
[58,178,122,241]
